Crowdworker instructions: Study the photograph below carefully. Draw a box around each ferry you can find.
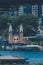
[0,42,42,51]
[4,44,41,51]
[13,45,40,51]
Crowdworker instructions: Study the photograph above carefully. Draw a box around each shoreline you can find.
[0,49,43,51]
[0,44,43,51]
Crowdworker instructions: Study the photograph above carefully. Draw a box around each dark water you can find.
[0,50,43,63]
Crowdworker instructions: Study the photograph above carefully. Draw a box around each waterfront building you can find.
[8,24,25,44]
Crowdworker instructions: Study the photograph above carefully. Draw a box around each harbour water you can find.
[0,50,43,63]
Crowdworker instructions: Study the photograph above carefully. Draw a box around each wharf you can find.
[0,56,27,60]
[0,56,28,64]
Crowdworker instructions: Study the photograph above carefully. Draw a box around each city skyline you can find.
[0,4,43,18]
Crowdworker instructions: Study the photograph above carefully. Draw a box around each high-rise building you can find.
[23,5,32,15]
[0,4,42,18]
[19,5,23,16]
[32,5,38,16]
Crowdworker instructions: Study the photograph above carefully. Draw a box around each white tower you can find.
[19,24,23,35]
[9,24,12,34]
[8,23,13,43]
[19,24,24,43]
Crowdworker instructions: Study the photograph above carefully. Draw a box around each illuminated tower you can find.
[8,23,13,43]
[19,24,24,43]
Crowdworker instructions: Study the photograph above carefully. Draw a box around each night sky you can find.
[0,0,43,8]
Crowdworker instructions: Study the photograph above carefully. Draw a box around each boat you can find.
[13,45,40,51]
[1,42,41,51]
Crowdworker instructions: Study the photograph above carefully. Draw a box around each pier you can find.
[0,56,28,64]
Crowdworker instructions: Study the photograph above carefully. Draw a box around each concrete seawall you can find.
[0,56,28,64]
